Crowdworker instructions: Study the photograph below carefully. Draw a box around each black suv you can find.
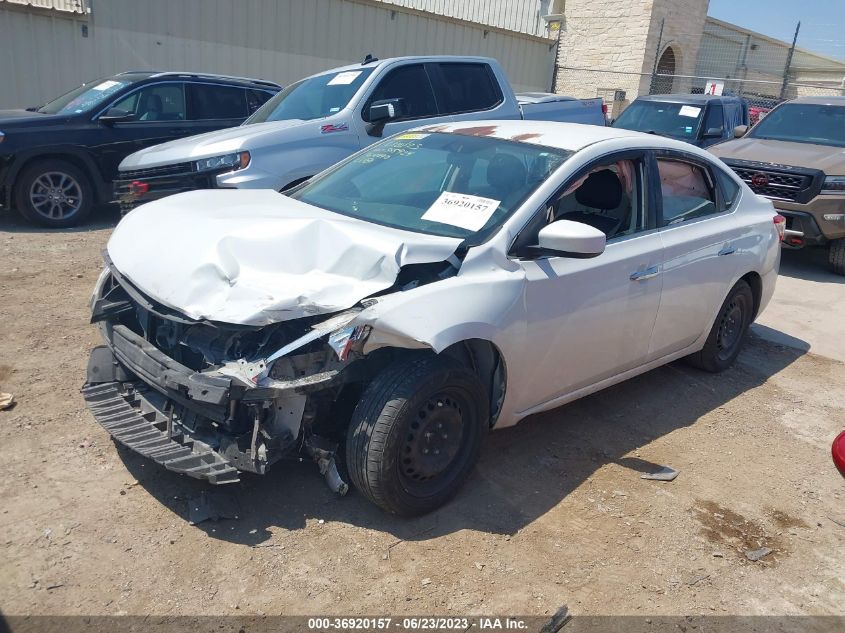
[0,71,281,227]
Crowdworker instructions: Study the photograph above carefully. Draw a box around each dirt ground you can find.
[1,208,843,618]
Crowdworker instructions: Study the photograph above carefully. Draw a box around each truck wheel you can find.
[346,355,489,516]
[14,159,94,228]
[830,239,845,276]
[686,280,754,373]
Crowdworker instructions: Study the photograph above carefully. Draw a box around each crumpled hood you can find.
[710,137,845,174]
[118,118,312,170]
[107,190,462,326]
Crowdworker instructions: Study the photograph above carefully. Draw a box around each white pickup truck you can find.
[114,55,605,211]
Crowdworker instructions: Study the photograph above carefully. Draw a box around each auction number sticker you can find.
[421,192,500,232]
[328,71,363,85]
[679,105,701,118]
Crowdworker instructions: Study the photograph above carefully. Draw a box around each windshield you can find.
[613,100,704,139]
[291,131,571,240]
[37,77,132,115]
[748,103,845,147]
[246,68,374,123]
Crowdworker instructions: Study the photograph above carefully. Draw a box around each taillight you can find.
[773,214,786,241]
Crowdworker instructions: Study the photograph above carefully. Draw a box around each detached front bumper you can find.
[83,324,343,484]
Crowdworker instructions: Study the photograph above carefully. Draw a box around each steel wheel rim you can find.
[716,299,744,360]
[399,390,468,493]
[29,171,83,220]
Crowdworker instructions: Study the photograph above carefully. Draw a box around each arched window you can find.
[651,47,677,94]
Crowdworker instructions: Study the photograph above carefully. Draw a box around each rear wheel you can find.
[830,239,845,276]
[686,280,754,373]
[346,355,489,516]
[15,159,94,228]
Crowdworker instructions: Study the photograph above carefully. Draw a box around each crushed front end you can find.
[82,257,375,490]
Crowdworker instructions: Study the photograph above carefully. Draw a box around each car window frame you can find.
[106,81,188,124]
[509,149,658,259]
[360,62,440,123]
[651,149,737,229]
[427,62,505,116]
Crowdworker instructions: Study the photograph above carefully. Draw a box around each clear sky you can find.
[707,0,845,61]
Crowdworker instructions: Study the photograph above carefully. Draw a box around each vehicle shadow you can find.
[0,204,117,233]
[778,247,842,284]
[117,332,806,544]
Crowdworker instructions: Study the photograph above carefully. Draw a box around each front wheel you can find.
[830,239,845,276]
[345,355,489,516]
[686,280,754,373]
[14,159,94,228]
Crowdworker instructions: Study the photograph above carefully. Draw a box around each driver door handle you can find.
[630,266,660,282]
[718,246,737,256]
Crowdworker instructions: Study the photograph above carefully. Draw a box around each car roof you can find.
[309,55,498,77]
[635,93,743,104]
[415,119,700,153]
[782,96,845,106]
[115,70,281,89]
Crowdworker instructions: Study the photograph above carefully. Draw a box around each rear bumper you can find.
[83,325,342,483]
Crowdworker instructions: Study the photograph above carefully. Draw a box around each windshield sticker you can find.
[396,132,429,140]
[321,122,348,134]
[679,105,701,118]
[92,80,121,91]
[421,192,501,232]
[328,71,363,86]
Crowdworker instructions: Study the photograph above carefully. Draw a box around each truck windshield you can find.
[246,68,375,123]
[613,100,704,139]
[747,103,845,147]
[291,131,571,241]
[37,77,132,115]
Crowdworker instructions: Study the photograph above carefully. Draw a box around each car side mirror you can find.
[703,127,724,138]
[99,108,134,125]
[529,220,606,258]
[733,124,748,138]
[366,98,406,137]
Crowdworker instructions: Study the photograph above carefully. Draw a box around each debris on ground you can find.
[0,393,14,410]
[187,491,240,525]
[641,465,680,481]
[745,547,773,562]
[421,578,431,586]
[539,605,570,633]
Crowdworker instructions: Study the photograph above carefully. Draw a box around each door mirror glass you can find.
[733,124,748,138]
[98,108,134,124]
[536,220,606,258]
[369,98,405,123]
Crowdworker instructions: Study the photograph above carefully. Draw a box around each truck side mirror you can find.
[733,125,748,138]
[366,98,406,137]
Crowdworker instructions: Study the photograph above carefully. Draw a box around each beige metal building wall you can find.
[0,0,555,109]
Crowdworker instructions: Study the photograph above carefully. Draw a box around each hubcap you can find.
[400,393,465,483]
[716,300,744,359]
[29,171,83,220]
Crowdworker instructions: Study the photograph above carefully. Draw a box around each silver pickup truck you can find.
[115,55,605,211]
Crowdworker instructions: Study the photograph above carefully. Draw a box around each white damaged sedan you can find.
[84,121,782,515]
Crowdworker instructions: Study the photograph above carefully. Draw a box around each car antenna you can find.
[362,53,379,65]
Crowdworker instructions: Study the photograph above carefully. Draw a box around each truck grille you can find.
[723,160,823,203]
[119,160,196,180]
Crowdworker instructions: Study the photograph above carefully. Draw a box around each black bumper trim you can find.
[82,382,240,484]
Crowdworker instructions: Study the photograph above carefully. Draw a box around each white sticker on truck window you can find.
[679,105,701,118]
[92,80,121,91]
[328,71,362,86]
[421,192,501,232]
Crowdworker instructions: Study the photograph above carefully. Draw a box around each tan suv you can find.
[710,96,845,275]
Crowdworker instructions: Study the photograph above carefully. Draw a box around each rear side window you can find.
[188,84,249,120]
[365,64,437,121]
[657,158,719,226]
[436,63,502,114]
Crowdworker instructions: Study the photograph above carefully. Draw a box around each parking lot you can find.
[1,211,842,617]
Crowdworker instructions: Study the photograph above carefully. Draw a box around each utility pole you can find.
[780,21,801,100]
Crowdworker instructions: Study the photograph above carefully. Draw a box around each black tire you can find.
[346,354,489,516]
[14,159,95,228]
[830,239,845,276]
[686,280,754,373]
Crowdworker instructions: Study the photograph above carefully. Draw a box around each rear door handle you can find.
[630,265,659,281]
[718,246,736,256]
